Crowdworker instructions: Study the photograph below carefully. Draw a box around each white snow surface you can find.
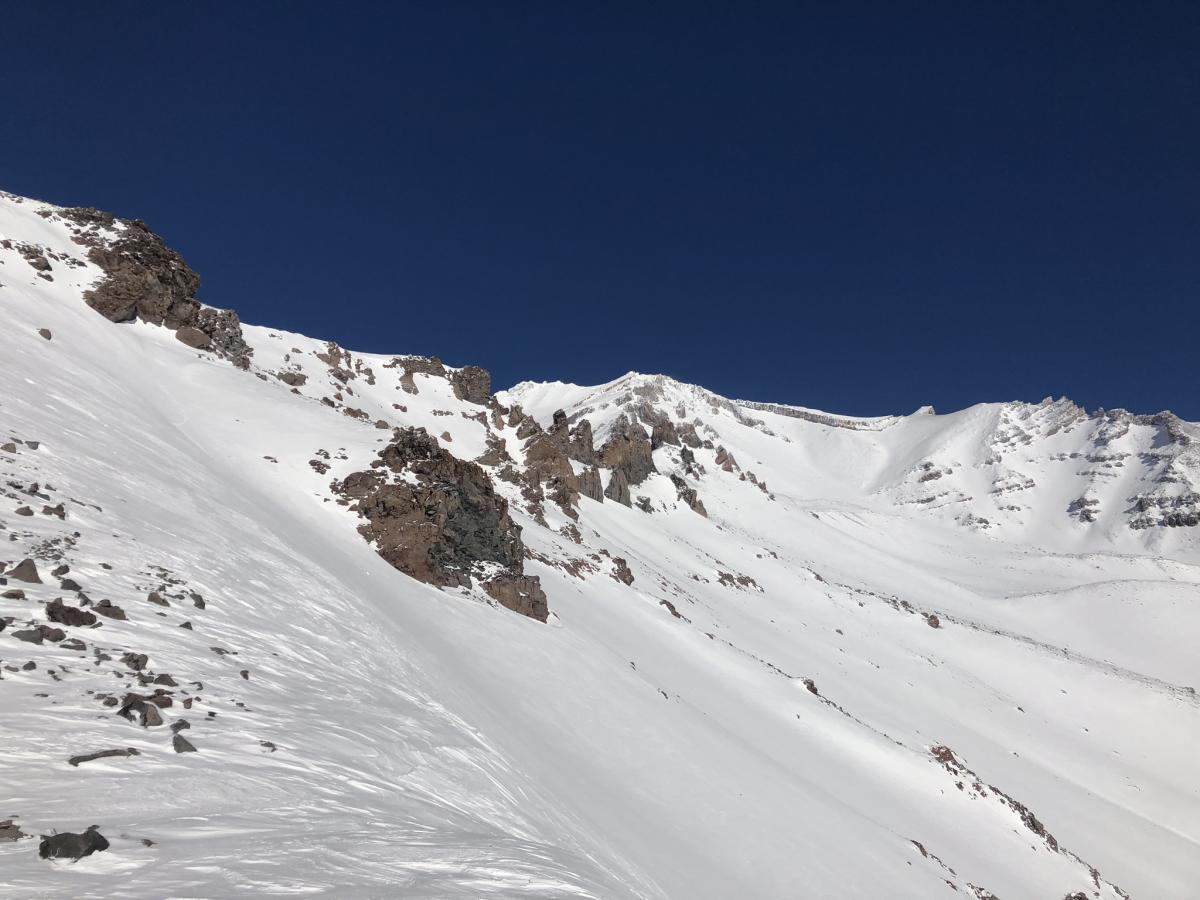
[2,191,1199,898]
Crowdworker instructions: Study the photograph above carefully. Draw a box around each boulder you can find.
[45,598,97,627]
[7,559,42,583]
[482,575,549,622]
[38,826,109,860]
[175,326,210,349]
[68,748,140,767]
[172,734,197,753]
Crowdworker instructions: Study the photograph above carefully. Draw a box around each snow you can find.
[2,190,1199,898]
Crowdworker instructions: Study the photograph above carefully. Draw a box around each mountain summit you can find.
[2,191,1197,898]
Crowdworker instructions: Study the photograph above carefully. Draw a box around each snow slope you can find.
[2,191,1199,898]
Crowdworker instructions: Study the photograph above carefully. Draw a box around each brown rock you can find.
[175,326,210,349]
[45,597,97,627]
[482,575,549,622]
[449,365,492,405]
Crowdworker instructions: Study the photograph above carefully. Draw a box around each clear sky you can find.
[3,3,1197,418]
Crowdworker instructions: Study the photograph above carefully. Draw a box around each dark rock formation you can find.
[117,694,164,727]
[578,466,605,503]
[64,208,252,368]
[604,469,632,506]
[611,557,635,585]
[450,365,492,405]
[93,599,127,620]
[651,421,679,449]
[568,419,597,464]
[173,734,198,753]
[68,748,140,767]
[476,433,511,467]
[338,428,548,621]
[599,415,656,485]
[175,326,210,349]
[39,826,109,861]
[45,598,97,627]
[276,370,307,386]
[7,558,42,583]
[482,575,549,621]
[0,820,27,842]
[670,473,708,517]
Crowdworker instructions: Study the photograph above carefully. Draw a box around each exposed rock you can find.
[338,428,548,619]
[0,819,27,842]
[175,325,210,349]
[45,598,97,627]
[568,418,597,464]
[715,446,739,472]
[481,575,549,622]
[38,328,52,340]
[173,734,198,753]
[651,421,680,449]
[147,591,169,607]
[121,652,149,671]
[450,365,492,405]
[515,416,542,440]
[7,558,42,583]
[276,370,307,386]
[71,210,251,368]
[38,826,109,860]
[670,473,708,517]
[93,599,127,620]
[68,748,140,767]
[611,557,635,585]
[117,694,164,727]
[13,625,65,644]
[476,433,511,467]
[604,469,632,506]
[598,415,656,485]
[524,434,576,485]
[578,466,605,503]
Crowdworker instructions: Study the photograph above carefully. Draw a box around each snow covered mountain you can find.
[1,189,1198,899]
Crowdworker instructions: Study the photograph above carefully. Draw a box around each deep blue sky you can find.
[3,4,1198,417]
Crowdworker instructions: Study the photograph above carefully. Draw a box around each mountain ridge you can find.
[2,189,1198,898]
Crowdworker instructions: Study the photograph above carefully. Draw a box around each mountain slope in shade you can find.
[1,190,1198,898]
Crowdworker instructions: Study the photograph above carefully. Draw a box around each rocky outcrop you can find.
[598,415,656,486]
[338,428,548,621]
[62,208,252,368]
[578,466,605,502]
[569,418,597,464]
[450,366,492,405]
[670,474,708,517]
[604,469,632,506]
[482,575,549,621]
